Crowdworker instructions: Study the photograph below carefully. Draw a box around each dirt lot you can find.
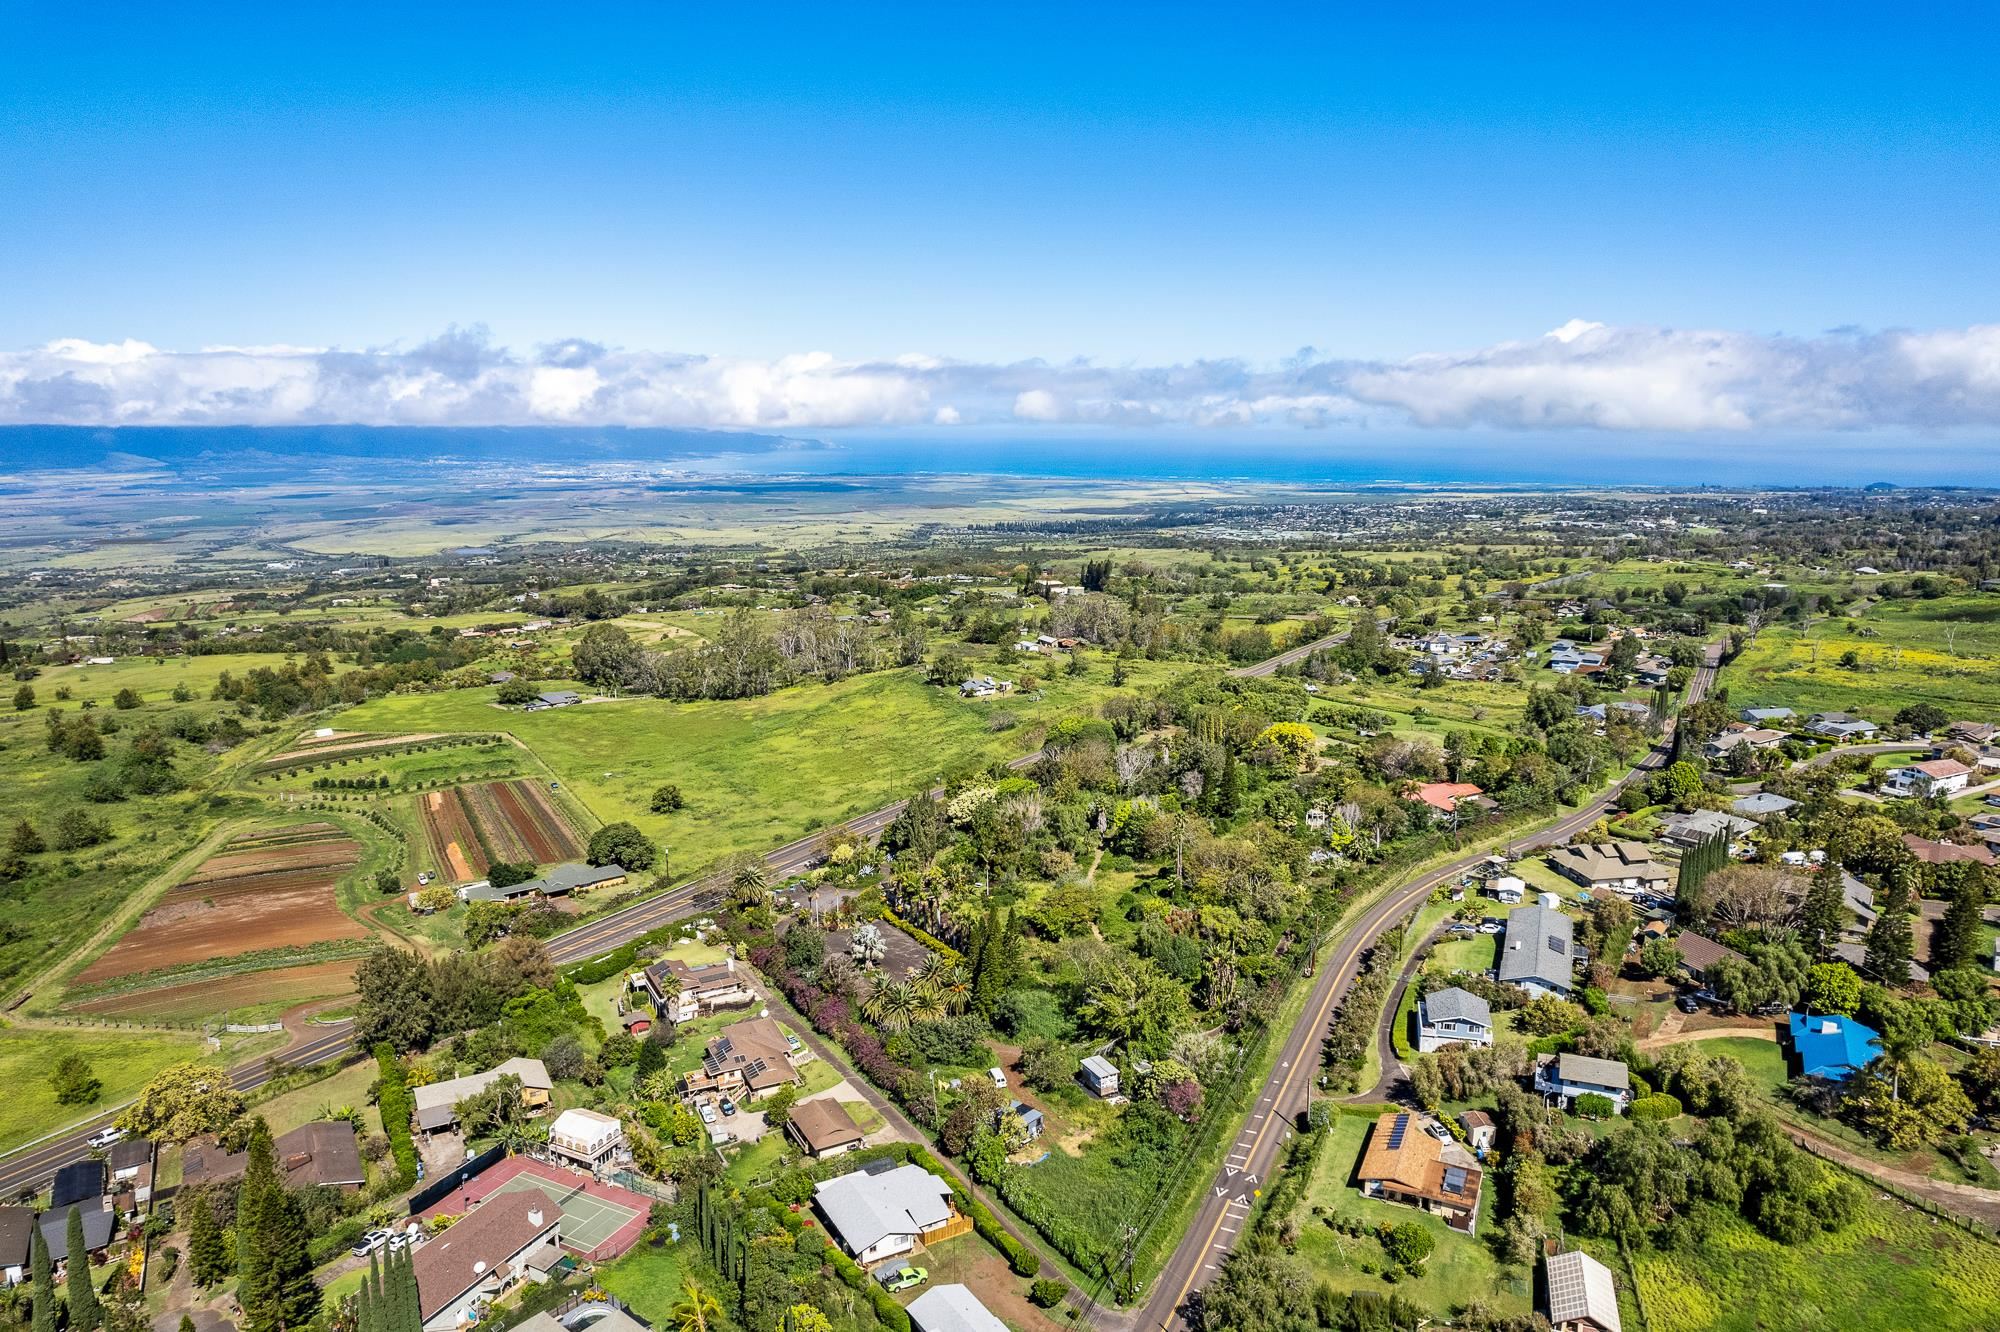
[75,827,366,984]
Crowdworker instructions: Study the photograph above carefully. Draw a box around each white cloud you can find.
[3,321,1999,433]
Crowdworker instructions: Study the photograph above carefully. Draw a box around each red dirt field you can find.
[422,789,486,880]
[73,959,361,1020]
[418,780,584,881]
[75,827,367,986]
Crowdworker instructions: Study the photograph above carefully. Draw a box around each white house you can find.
[640,956,756,1024]
[1080,1055,1120,1097]
[908,1285,1009,1332]
[1533,1053,1633,1114]
[1416,987,1494,1053]
[1489,875,1527,905]
[547,1108,624,1174]
[813,1164,961,1265]
[1883,758,1972,800]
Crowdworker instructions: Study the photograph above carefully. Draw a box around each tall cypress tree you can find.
[1936,867,1988,973]
[237,1117,322,1332]
[187,1189,229,1288]
[29,1223,55,1332]
[65,1207,100,1332]
[393,1244,421,1332]
[1801,860,1847,958]
[1866,863,1916,984]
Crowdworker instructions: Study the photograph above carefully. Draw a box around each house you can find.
[1008,1100,1045,1142]
[524,690,581,711]
[48,1161,105,1213]
[0,1208,33,1285]
[786,1100,865,1159]
[507,862,627,898]
[1807,713,1879,740]
[1456,1110,1496,1154]
[1534,1053,1633,1113]
[1731,792,1797,820]
[1670,931,1744,984]
[1703,727,1787,760]
[1354,1112,1483,1233]
[1547,842,1672,896]
[683,1017,801,1099]
[1079,1055,1120,1097]
[1901,833,1997,867]
[1489,875,1527,905]
[35,1209,114,1265]
[1883,758,1972,799]
[1739,707,1794,724]
[1406,782,1491,818]
[958,676,1011,699]
[414,1193,563,1332]
[517,1308,648,1332]
[1831,939,1929,985]
[1658,810,1755,849]
[412,1058,554,1134]
[813,1163,964,1264]
[907,1284,1009,1332]
[640,956,756,1023]
[1788,1012,1881,1081]
[1500,904,1576,998]
[182,1121,366,1192]
[1544,1248,1623,1332]
[1416,986,1494,1053]
[547,1108,625,1173]
[1943,721,1999,746]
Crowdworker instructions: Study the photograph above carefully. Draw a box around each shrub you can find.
[1631,1093,1683,1122]
[373,1043,420,1187]
[1029,1278,1066,1308]
[1574,1092,1617,1120]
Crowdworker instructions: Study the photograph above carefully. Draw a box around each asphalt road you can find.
[1130,645,1720,1332]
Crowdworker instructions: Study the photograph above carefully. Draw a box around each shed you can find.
[1080,1055,1119,1096]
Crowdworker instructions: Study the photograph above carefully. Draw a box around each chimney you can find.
[528,1207,544,1228]
[725,956,734,973]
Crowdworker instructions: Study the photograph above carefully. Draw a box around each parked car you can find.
[700,1103,718,1124]
[351,1230,390,1257]
[881,1265,929,1293]
[1424,1120,1452,1142]
[86,1126,124,1150]
[1675,994,1701,1014]
[989,1067,1008,1089]
[719,1097,737,1116]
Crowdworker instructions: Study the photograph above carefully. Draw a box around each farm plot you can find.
[74,826,368,986]
[419,780,584,880]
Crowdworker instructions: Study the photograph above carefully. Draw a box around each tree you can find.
[10,820,44,855]
[48,1054,99,1106]
[570,623,642,688]
[119,1062,244,1140]
[13,684,34,711]
[28,1223,53,1332]
[64,1207,99,1332]
[486,860,538,888]
[587,821,659,871]
[760,1084,798,1127]
[1933,874,1988,973]
[671,1278,723,1332]
[1893,703,1948,735]
[1378,1220,1434,1271]
[113,688,141,710]
[185,1190,231,1287]
[1864,865,1916,984]
[496,679,539,705]
[1800,861,1846,957]
[1638,938,1683,979]
[1849,1055,1973,1149]
[1664,759,1704,802]
[1803,962,1863,1016]
[49,807,111,851]
[650,784,685,814]
[1252,723,1317,772]
[237,1117,320,1332]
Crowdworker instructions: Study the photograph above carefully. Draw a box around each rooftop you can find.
[813,1163,955,1254]
[1498,903,1575,989]
[414,1192,562,1321]
[1545,1249,1623,1332]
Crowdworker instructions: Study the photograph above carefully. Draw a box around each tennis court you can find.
[420,1156,649,1259]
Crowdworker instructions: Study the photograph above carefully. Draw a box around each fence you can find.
[407,1142,508,1215]
[224,1021,284,1033]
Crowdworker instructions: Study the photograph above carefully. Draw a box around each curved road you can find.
[1129,644,1720,1332]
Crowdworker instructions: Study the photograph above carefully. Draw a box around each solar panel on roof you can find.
[1549,934,1566,954]
[1385,1114,1408,1148]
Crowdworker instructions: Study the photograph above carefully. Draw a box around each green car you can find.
[880,1265,928,1293]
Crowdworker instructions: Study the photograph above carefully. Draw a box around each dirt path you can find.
[1786,1123,2000,1229]
[1638,1021,1776,1051]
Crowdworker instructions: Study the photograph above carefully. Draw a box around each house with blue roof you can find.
[1788,1012,1880,1081]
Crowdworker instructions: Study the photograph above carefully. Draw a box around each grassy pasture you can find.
[1722,608,2000,717]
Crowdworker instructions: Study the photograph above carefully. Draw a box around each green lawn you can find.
[324,665,1181,876]
[1680,1036,1791,1094]
[594,1242,691,1322]
[1291,1111,1530,1317]
[0,1028,244,1152]
[248,1057,384,1137]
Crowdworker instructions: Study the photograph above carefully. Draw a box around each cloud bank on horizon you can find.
[3,320,1997,435]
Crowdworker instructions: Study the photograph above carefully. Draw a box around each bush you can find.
[1630,1093,1682,1122]
[1029,1278,1066,1308]
[373,1043,420,1187]
[1574,1092,1617,1120]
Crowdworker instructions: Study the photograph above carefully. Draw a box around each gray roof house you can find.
[1731,792,1798,820]
[813,1163,959,1265]
[907,1284,1009,1332]
[1659,809,1756,848]
[37,1207,115,1259]
[1534,1053,1633,1112]
[1739,707,1794,724]
[1499,904,1576,998]
[412,1058,553,1133]
[1546,842,1672,896]
[1416,986,1494,1053]
[1807,713,1878,739]
[1544,1248,1623,1332]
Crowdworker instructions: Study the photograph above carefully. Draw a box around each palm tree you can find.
[672,1278,723,1332]
[728,855,769,908]
[864,979,920,1032]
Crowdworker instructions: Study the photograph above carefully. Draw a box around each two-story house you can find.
[1415,986,1494,1053]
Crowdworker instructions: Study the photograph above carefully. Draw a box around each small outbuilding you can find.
[1080,1055,1119,1097]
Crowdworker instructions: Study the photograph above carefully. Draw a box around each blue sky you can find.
[4,4,1996,363]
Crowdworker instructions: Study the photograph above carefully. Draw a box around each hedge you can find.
[1630,1093,1683,1121]
[374,1042,420,1187]
[877,909,964,966]
[899,1143,1039,1276]
[827,1245,911,1332]
[563,922,682,985]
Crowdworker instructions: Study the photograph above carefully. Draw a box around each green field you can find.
[325,664,1183,874]
[0,1027,274,1154]
[1723,600,2000,718]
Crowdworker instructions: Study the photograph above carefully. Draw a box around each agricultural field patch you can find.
[74,824,368,987]
[72,958,360,1022]
[416,779,585,881]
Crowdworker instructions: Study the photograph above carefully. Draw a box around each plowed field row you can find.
[417,780,584,881]
[75,826,366,986]
[421,789,487,881]
[496,780,585,862]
